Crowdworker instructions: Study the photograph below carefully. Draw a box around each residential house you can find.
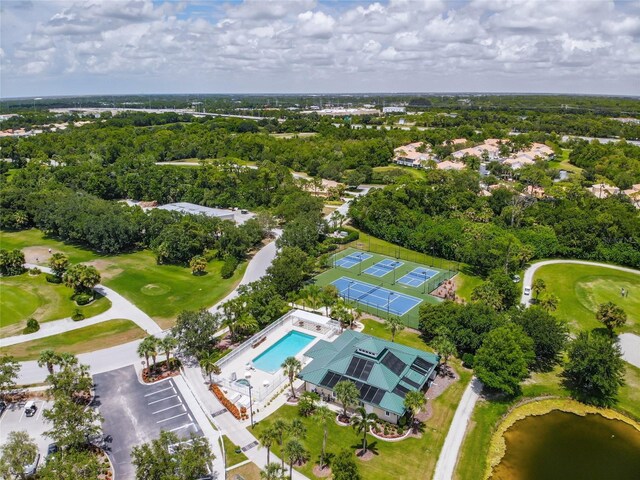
[623,184,640,208]
[393,142,434,168]
[298,330,439,424]
[589,183,620,199]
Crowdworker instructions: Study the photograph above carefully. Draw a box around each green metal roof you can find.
[299,330,439,416]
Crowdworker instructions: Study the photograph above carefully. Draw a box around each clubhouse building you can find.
[298,330,439,423]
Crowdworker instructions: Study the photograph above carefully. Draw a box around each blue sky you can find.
[1,0,639,98]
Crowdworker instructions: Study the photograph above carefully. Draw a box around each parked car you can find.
[45,444,58,463]
[0,401,6,417]
[23,452,40,477]
[512,274,521,283]
[24,401,37,417]
[524,287,531,295]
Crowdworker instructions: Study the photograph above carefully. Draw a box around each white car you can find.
[524,287,531,295]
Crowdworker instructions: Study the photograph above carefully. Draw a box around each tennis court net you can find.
[407,270,430,280]
[355,284,381,301]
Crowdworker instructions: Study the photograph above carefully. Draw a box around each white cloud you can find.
[0,0,638,96]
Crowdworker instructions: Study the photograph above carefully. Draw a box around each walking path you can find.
[521,259,640,367]
[1,265,161,347]
[432,377,483,480]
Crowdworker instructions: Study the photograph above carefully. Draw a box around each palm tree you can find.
[313,405,334,470]
[304,285,323,312]
[272,419,288,470]
[333,380,359,420]
[385,315,405,342]
[432,334,457,366]
[147,336,159,369]
[38,349,60,375]
[532,278,546,299]
[283,439,308,480]
[321,285,339,316]
[158,335,178,366]
[288,418,306,439]
[137,336,156,370]
[539,293,559,312]
[235,314,259,338]
[403,390,426,426]
[351,406,377,455]
[199,351,221,384]
[281,357,302,399]
[258,427,278,465]
[261,462,285,480]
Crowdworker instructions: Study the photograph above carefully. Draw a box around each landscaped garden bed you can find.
[370,419,411,441]
[141,358,181,383]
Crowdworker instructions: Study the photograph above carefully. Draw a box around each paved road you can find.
[521,259,640,367]
[432,377,483,480]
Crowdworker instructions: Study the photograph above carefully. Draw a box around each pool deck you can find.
[214,309,341,409]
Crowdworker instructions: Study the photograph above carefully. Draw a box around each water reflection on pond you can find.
[492,411,640,480]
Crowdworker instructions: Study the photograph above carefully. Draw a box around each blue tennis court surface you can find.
[364,259,404,277]
[335,252,373,268]
[397,267,439,287]
[331,277,422,316]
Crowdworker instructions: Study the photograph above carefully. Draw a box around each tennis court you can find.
[363,258,404,277]
[397,267,439,287]
[331,277,422,316]
[335,252,373,269]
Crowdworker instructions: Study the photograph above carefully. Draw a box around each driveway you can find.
[94,365,202,479]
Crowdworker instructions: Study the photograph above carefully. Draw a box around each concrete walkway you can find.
[521,259,640,367]
[1,265,162,347]
[432,377,483,480]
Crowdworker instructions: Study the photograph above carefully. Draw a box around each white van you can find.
[24,401,37,417]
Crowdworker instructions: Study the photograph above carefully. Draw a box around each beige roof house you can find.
[393,142,434,167]
[436,160,466,171]
[589,183,620,198]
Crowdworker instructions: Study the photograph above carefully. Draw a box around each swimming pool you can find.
[252,330,315,374]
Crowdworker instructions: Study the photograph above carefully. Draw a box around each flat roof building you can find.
[157,202,236,221]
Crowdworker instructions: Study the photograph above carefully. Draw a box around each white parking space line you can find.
[144,385,175,397]
[152,404,185,415]
[35,405,44,421]
[157,412,188,424]
[148,394,178,405]
[169,423,194,432]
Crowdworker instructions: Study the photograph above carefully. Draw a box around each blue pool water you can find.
[252,330,315,373]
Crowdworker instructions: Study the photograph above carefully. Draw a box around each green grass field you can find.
[373,165,428,180]
[0,273,111,337]
[253,325,472,480]
[0,319,145,361]
[222,435,248,467]
[0,229,246,328]
[534,264,640,335]
[314,247,449,328]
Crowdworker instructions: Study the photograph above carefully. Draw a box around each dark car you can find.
[46,444,58,459]
[0,401,6,417]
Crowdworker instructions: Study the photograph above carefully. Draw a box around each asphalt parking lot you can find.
[94,365,202,479]
[0,399,53,467]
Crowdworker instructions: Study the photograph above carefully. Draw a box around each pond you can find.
[492,411,640,480]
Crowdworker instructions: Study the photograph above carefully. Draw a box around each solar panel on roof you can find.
[372,389,385,404]
[392,384,410,397]
[346,357,374,381]
[381,351,407,376]
[414,357,435,371]
[410,364,428,375]
[402,376,421,389]
[320,371,344,389]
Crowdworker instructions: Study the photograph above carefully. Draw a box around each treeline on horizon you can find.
[1,93,639,117]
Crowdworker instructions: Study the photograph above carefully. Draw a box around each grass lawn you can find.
[361,318,434,353]
[226,462,261,480]
[0,319,145,361]
[454,272,483,302]
[253,321,472,480]
[453,361,640,480]
[548,149,582,173]
[222,435,248,467]
[98,250,247,328]
[0,273,111,337]
[534,264,640,335]
[0,229,247,328]
[373,165,427,180]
